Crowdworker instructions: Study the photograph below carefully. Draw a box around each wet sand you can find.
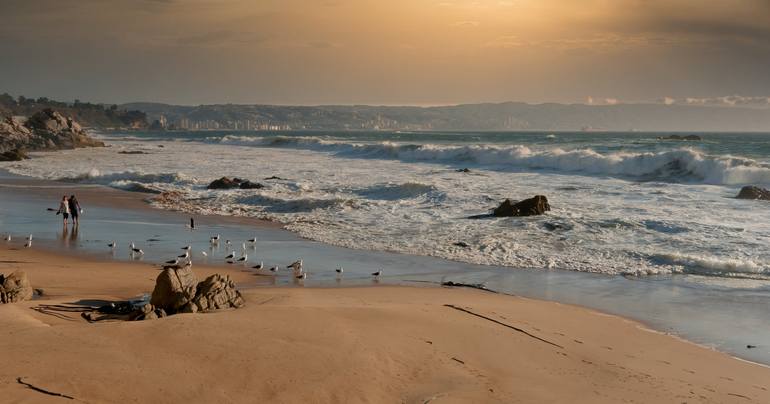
[1,246,769,403]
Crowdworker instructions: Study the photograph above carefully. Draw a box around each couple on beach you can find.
[56,195,82,227]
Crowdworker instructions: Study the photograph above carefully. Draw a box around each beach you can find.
[2,246,769,403]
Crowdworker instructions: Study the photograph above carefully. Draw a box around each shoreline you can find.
[1,170,770,367]
[1,245,769,402]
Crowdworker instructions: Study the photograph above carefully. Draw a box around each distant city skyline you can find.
[1,0,769,106]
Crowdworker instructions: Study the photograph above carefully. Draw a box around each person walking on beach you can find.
[57,195,70,227]
[68,194,82,227]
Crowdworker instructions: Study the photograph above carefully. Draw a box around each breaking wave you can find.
[215,136,770,185]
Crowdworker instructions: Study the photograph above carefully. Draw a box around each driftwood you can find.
[444,304,563,349]
[441,281,497,293]
[17,377,74,400]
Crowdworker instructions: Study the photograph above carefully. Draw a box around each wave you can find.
[353,182,443,201]
[57,169,193,185]
[214,136,770,185]
[651,253,769,278]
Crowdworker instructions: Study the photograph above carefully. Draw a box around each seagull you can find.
[247,237,257,243]
[210,235,220,244]
[26,234,33,241]
[287,259,303,271]
[181,245,191,251]
[24,239,32,248]
[269,266,278,274]
[237,254,248,263]
[108,241,116,249]
[335,267,344,275]
[225,252,235,260]
[241,242,247,252]
[200,251,208,257]
[225,240,232,247]
[372,270,383,279]
[130,242,144,255]
[165,258,179,265]
[252,261,264,270]
[296,273,307,281]
[178,251,190,259]
[4,234,11,241]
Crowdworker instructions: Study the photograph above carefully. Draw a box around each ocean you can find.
[4,130,770,284]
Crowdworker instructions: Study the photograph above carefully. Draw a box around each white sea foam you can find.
[3,134,770,280]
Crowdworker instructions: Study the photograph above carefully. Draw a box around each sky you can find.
[0,0,769,106]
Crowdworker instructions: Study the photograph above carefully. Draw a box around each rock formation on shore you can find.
[737,186,770,200]
[0,270,33,304]
[207,176,265,190]
[493,195,551,217]
[150,265,244,315]
[0,108,104,155]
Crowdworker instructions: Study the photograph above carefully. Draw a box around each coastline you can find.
[1,246,769,403]
[1,170,770,368]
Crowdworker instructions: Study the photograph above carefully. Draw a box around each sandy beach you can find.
[1,246,769,403]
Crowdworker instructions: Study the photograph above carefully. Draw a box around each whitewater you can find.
[3,130,770,281]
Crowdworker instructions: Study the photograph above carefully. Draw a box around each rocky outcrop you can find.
[150,264,198,314]
[493,195,551,217]
[207,176,264,190]
[0,270,33,304]
[737,186,770,200]
[149,265,244,316]
[0,109,104,154]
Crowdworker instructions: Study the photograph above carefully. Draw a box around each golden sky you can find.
[1,0,769,105]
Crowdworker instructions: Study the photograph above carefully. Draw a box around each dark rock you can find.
[453,241,470,248]
[0,270,33,304]
[150,265,198,314]
[239,180,264,190]
[264,175,285,180]
[456,168,471,173]
[736,186,770,200]
[118,150,148,155]
[493,195,551,217]
[0,148,28,161]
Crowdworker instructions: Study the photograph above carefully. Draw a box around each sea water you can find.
[4,130,769,281]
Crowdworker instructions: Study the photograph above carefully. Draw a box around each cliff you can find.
[0,108,104,159]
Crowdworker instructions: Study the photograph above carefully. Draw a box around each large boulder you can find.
[493,195,551,217]
[150,265,198,314]
[737,186,770,200]
[0,270,33,304]
[0,109,104,153]
[187,274,244,313]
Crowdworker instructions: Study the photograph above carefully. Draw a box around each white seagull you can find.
[4,234,11,242]
[210,234,220,244]
[108,241,116,249]
[247,237,257,243]
[26,234,33,241]
[287,259,303,272]
[130,242,144,255]
[269,266,279,274]
[225,252,235,260]
[371,270,383,279]
[335,267,344,275]
[24,239,32,248]
[252,262,264,270]
[165,258,180,265]
[200,251,208,257]
[181,245,191,251]
[237,254,248,263]
[178,250,190,259]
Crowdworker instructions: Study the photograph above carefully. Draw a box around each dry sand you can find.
[1,246,769,403]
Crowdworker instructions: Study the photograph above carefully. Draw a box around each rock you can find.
[238,180,264,190]
[150,265,198,314]
[0,109,104,153]
[264,175,285,180]
[456,168,471,173]
[493,195,551,217]
[657,134,702,141]
[190,274,245,312]
[736,186,770,200]
[453,241,470,248]
[207,176,264,190]
[0,148,28,161]
[118,150,148,155]
[0,270,33,304]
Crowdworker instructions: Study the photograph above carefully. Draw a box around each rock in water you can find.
[150,265,198,314]
[0,270,33,304]
[207,176,264,190]
[189,274,245,312]
[0,148,28,161]
[737,186,770,201]
[493,195,551,217]
[238,180,264,189]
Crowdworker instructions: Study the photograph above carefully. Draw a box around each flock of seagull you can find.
[105,234,384,282]
[4,233,33,248]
